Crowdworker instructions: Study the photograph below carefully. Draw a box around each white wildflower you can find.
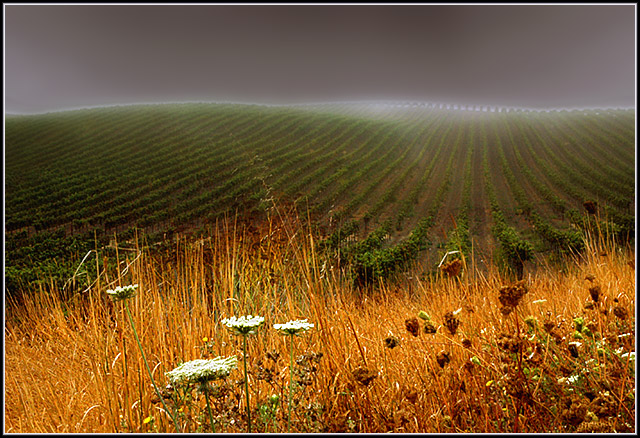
[222,315,265,336]
[166,356,237,385]
[567,374,580,384]
[106,284,138,301]
[274,319,314,336]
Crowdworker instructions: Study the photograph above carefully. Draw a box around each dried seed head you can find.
[577,420,613,433]
[384,336,400,349]
[405,318,420,337]
[266,350,280,363]
[613,306,628,320]
[436,350,451,368]
[561,396,588,427]
[441,259,463,277]
[583,201,598,215]
[404,389,418,404]
[497,333,522,354]
[568,342,581,358]
[352,367,377,386]
[589,285,601,303]
[498,281,528,315]
[424,320,437,334]
[443,311,460,336]
[462,338,472,349]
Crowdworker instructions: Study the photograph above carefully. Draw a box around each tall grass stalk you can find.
[123,299,181,433]
[5,214,635,433]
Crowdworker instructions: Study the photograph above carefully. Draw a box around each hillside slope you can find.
[4,103,635,290]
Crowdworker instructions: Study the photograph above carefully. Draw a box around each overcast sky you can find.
[4,4,636,114]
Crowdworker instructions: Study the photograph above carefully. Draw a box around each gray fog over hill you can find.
[4,4,636,114]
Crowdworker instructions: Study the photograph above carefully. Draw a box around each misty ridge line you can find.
[5,98,635,116]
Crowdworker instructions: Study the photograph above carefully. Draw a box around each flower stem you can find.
[124,301,180,433]
[288,334,294,432]
[243,334,251,433]
[204,383,216,433]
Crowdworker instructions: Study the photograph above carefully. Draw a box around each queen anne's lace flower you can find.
[273,319,314,336]
[106,284,139,301]
[166,356,238,385]
[222,315,265,336]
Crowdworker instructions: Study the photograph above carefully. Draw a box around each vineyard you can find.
[4,102,637,433]
[4,103,636,293]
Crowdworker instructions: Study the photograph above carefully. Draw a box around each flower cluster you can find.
[274,319,314,336]
[106,284,139,301]
[166,356,238,385]
[222,315,265,336]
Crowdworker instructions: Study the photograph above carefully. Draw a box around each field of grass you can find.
[4,103,635,294]
[4,211,635,433]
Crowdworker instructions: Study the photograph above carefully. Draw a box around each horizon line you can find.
[4,99,636,116]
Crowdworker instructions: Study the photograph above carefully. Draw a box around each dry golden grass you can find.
[4,215,635,433]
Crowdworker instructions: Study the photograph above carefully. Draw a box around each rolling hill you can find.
[4,103,635,291]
